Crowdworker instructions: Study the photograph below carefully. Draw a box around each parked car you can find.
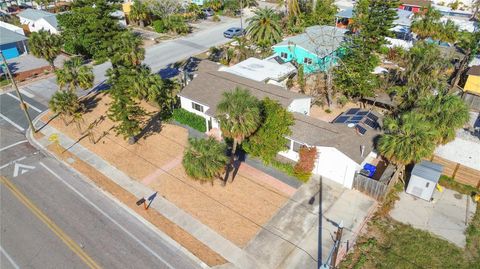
[202,8,214,17]
[223,27,245,38]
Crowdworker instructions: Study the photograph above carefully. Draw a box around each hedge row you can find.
[172,108,206,133]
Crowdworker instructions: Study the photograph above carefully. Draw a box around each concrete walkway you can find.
[29,118,265,269]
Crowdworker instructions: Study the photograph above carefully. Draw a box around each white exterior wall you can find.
[279,139,360,189]
[19,17,58,34]
[180,96,217,132]
[406,176,436,201]
[288,98,311,115]
[314,146,359,189]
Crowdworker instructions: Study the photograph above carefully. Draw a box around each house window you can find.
[192,102,204,112]
[280,52,288,59]
[303,57,313,65]
[292,141,304,153]
[403,6,413,11]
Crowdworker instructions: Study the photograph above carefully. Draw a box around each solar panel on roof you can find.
[356,124,367,135]
[345,108,360,115]
[352,116,363,121]
[364,118,377,129]
[347,119,361,124]
[357,111,368,116]
[334,116,350,123]
[367,112,378,121]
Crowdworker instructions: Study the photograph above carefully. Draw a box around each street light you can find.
[0,51,36,133]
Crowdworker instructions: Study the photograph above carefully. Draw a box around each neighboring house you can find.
[399,0,431,13]
[0,26,28,59]
[218,57,296,88]
[434,5,478,33]
[191,0,205,5]
[464,65,480,95]
[179,60,380,188]
[0,21,25,35]
[17,9,59,34]
[179,60,312,135]
[272,25,348,74]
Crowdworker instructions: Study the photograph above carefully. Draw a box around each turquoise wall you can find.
[272,45,343,74]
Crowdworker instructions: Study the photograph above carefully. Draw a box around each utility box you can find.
[406,161,443,201]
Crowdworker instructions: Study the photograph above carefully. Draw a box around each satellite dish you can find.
[347,123,355,128]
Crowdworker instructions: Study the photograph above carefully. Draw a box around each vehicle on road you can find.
[223,27,245,38]
[202,8,214,17]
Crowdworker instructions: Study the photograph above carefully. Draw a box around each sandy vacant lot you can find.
[44,92,291,247]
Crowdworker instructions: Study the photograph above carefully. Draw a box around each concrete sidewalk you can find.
[28,117,264,269]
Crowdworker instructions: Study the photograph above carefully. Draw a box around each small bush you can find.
[172,108,206,132]
[324,108,332,113]
[337,95,348,107]
[294,146,317,182]
[379,45,389,55]
[153,15,189,34]
[212,15,220,22]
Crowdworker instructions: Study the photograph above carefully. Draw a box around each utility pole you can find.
[331,221,344,268]
[0,51,36,132]
[240,0,243,30]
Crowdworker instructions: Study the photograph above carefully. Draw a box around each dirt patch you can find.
[46,143,226,266]
[43,92,290,247]
[309,102,360,122]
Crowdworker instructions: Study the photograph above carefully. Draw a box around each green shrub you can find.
[325,108,332,113]
[379,45,389,55]
[153,15,190,34]
[212,14,221,22]
[337,95,348,107]
[172,108,206,132]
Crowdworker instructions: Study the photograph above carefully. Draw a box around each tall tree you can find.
[416,93,470,144]
[246,8,283,47]
[216,88,261,182]
[377,112,439,167]
[411,7,459,43]
[451,31,480,89]
[399,41,450,108]
[29,30,63,70]
[55,57,94,92]
[307,0,337,26]
[243,98,294,163]
[129,0,150,27]
[110,31,145,68]
[58,0,125,60]
[182,138,229,183]
[49,90,82,126]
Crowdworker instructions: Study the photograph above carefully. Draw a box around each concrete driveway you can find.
[390,189,477,248]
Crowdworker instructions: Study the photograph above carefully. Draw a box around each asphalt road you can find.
[0,18,244,269]
[0,125,203,269]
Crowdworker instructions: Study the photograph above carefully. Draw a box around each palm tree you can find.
[411,7,443,40]
[111,31,145,67]
[378,112,439,169]
[241,0,258,8]
[416,93,469,144]
[246,8,283,47]
[216,88,261,182]
[29,30,63,70]
[451,31,480,89]
[182,138,229,183]
[129,0,149,27]
[49,90,82,125]
[55,57,94,92]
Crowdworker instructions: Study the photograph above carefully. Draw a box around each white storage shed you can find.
[406,161,443,201]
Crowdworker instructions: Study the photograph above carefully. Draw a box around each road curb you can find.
[27,110,211,269]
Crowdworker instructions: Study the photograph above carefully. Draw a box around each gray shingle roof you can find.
[291,112,382,164]
[179,60,310,117]
[18,9,55,21]
[0,26,27,46]
[412,161,443,183]
[42,15,58,29]
[273,25,348,58]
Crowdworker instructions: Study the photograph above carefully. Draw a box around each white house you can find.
[18,9,59,34]
[178,60,380,189]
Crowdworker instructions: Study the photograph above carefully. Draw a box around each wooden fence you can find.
[353,164,401,201]
[430,155,480,189]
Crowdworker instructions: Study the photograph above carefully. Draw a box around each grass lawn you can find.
[340,180,480,269]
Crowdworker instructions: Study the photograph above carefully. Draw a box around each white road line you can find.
[0,114,25,132]
[0,245,20,269]
[0,140,28,152]
[19,89,35,98]
[6,92,42,113]
[0,157,27,170]
[39,162,175,269]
